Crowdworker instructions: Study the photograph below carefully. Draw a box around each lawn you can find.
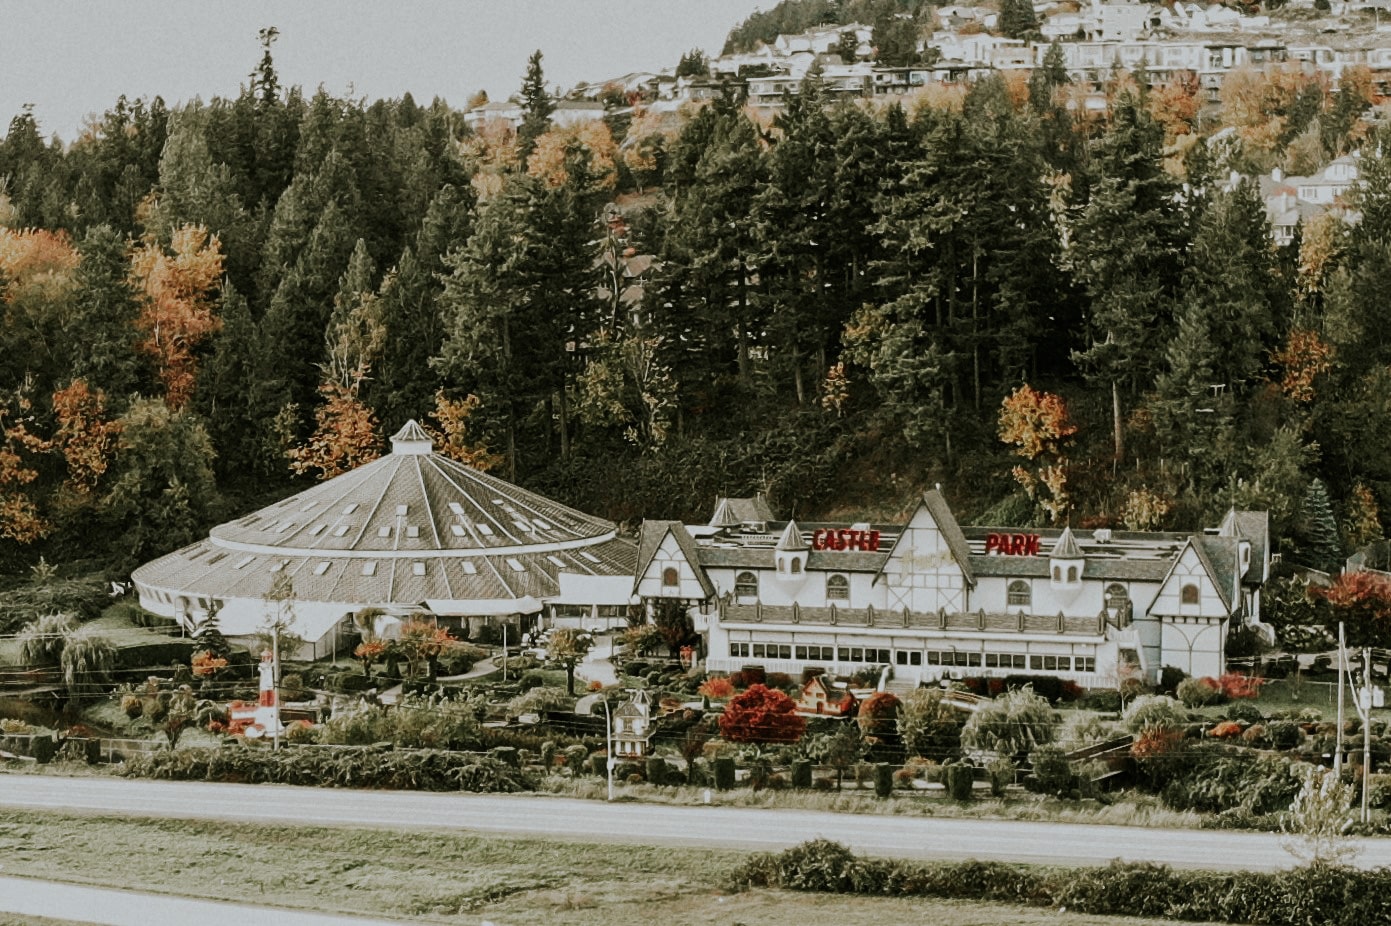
[0,810,1224,926]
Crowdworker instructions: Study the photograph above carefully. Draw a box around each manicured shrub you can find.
[1225,700,1264,724]
[645,756,667,785]
[791,758,812,788]
[1122,694,1188,732]
[714,756,736,790]
[1005,674,1063,703]
[1217,672,1265,700]
[1158,665,1187,695]
[698,676,734,699]
[1027,745,1073,796]
[1177,677,1223,707]
[874,762,893,798]
[1080,689,1121,712]
[945,763,974,801]
[1208,720,1245,739]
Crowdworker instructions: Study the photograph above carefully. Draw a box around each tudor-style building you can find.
[633,491,1269,687]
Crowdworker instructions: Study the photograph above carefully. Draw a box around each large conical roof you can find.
[132,422,635,625]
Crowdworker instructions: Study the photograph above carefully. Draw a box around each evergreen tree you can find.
[516,50,554,164]
[1297,478,1343,574]
[999,0,1040,40]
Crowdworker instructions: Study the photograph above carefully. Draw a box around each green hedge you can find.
[730,841,1391,925]
[122,743,535,792]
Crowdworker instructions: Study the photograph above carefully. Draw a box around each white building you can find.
[133,422,636,659]
[634,491,1269,687]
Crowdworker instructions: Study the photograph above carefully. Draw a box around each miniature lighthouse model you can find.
[249,650,283,737]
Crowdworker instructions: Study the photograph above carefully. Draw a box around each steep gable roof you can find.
[633,520,715,598]
[1051,526,1083,559]
[776,519,809,552]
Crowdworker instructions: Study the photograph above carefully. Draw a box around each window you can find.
[406,525,420,538]
[826,574,850,601]
[477,523,494,535]
[1067,566,1078,583]
[361,561,377,577]
[396,505,408,516]
[412,562,426,576]
[1181,583,1200,605]
[450,525,465,537]
[1105,584,1128,611]
[1052,566,1061,581]
[896,650,922,666]
[1076,656,1096,672]
[735,571,758,601]
[461,561,477,575]
[662,566,679,588]
[790,558,802,574]
[379,526,392,538]
[1007,580,1031,607]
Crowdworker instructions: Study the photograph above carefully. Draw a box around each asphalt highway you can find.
[5,774,1391,872]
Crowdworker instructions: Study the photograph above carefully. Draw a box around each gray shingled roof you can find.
[133,422,635,613]
[633,520,716,598]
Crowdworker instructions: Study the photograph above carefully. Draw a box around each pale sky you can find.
[0,1,768,142]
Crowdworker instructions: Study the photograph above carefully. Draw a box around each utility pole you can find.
[1335,622,1345,778]
[272,621,281,752]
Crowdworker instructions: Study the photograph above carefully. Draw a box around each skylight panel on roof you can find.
[310,524,326,536]
[396,504,409,516]
[412,561,426,576]
[300,502,317,512]
[407,525,420,538]
[234,556,255,569]
[492,498,505,505]
[547,555,566,568]
[580,551,601,563]
[343,503,358,514]
[277,521,296,533]
[361,561,377,576]
[314,561,331,576]
[206,552,227,565]
[378,526,391,538]
[271,559,289,572]
[506,558,524,572]
[514,520,533,532]
[334,525,350,537]
[534,519,551,530]
[476,524,494,536]
[449,502,465,515]
[450,524,466,537]
[461,561,477,575]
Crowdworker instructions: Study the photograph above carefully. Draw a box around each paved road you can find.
[0,876,410,926]
[2,774,1388,872]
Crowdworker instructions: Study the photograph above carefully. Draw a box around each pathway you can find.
[0,876,410,926]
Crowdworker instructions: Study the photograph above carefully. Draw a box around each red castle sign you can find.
[985,532,1041,556]
[811,528,881,552]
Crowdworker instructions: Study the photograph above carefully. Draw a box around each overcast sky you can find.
[0,1,768,143]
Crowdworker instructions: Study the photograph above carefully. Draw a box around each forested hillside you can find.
[0,25,1385,578]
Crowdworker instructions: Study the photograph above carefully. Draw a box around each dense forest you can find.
[0,19,1386,580]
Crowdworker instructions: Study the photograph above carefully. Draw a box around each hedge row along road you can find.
[5,775,1391,872]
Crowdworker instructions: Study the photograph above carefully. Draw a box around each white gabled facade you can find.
[636,491,1268,687]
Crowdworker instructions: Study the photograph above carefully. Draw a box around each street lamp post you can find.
[601,697,615,802]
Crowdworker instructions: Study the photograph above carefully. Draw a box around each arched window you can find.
[1181,583,1200,605]
[1052,566,1061,581]
[1007,580,1031,607]
[662,566,679,588]
[791,558,802,574]
[826,574,850,601]
[1067,566,1078,583]
[735,571,759,602]
[1105,583,1128,611]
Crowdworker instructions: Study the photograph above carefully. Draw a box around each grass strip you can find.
[0,809,1219,926]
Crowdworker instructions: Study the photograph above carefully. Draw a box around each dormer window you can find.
[826,574,849,601]
[1007,580,1031,608]
[735,571,759,603]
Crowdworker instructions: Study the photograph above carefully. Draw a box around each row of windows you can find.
[727,641,1094,672]
[925,651,1096,672]
[728,642,890,663]
[719,571,850,600]
[1007,581,1135,609]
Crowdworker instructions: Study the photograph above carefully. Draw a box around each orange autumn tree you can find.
[999,383,1077,524]
[1272,329,1334,405]
[287,383,383,480]
[0,391,53,543]
[51,379,121,496]
[427,390,500,471]
[130,225,225,409]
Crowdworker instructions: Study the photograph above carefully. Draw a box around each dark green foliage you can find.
[873,762,893,798]
[1158,743,1299,814]
[729,840,1391,925]
[122,743,534,792]
[1026,745,1074,797]
[714,755,736,790]
[0,575,109,635]
[945,763,974,801]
